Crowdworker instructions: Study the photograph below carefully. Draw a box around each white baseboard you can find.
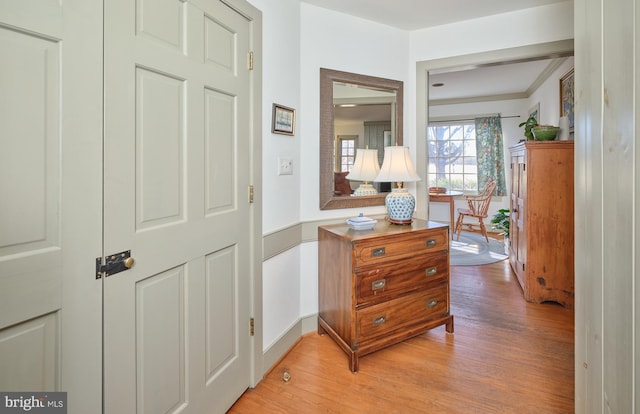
[262,314,318,375]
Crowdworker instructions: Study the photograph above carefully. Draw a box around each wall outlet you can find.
[278,157,293,175]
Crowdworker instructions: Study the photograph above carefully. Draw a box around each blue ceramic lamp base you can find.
[353,183,378,196]
[385,188,415,225]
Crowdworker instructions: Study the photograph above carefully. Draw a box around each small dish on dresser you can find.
[346,214,377,230]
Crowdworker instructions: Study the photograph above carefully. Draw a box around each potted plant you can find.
[491,208,510,254]
[518,116,538,140]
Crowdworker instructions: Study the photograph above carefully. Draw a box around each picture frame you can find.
[528,102,540,121]
[272,103,295,135]
[559,67,575,132]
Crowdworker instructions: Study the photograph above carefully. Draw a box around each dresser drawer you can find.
[356,285,448,343]
[356,251,448,305]
[354,229,448,266]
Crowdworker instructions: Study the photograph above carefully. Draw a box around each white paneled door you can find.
[0,0,103,411]
[103,1,255,413]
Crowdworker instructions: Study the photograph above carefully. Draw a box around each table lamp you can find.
[346,148,380,196]
[374,146,421,224]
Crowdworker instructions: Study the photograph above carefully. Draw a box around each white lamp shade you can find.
[346,149,380,182]
[374,146,421,183]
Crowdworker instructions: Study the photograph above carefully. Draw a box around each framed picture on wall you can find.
[272,103,295,135]
[560,68,575,132]
[528,102,540,121]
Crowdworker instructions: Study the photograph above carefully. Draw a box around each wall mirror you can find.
[319,68,403,210]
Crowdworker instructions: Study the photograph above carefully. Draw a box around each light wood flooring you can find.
[229,259,574,413]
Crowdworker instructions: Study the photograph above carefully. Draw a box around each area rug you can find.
[449,231,508,266]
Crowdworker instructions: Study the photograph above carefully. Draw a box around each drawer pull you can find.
[371,279,387,290]
[425,267,437,277]
[425,239,437,247]
[373,315,387,326]
[426,299,438,308]
[372,247,386,257]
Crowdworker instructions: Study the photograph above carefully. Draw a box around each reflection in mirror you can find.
[320,68,403,210]
[335,83,394,195]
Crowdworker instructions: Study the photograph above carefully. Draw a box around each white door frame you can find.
[224,0,264,387]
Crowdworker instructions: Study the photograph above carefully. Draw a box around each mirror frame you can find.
[319,68,404,210]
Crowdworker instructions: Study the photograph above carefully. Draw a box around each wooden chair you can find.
[333,171,353,196]
[454,178,497,242]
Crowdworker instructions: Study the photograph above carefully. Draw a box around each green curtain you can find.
[474,116,506,196]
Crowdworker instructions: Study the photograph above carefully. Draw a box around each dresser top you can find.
[510,140,574,151]
[319,218,448,242]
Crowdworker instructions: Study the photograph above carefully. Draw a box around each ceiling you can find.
[427,57,568,104]
[301,0,572,103]
[335,104,391,123]
[300,0,567,31]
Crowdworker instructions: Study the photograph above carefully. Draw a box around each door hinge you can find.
[250,318,255,336]
[248,51,254,70]
[248,185,254,203]
[96,250,134,279]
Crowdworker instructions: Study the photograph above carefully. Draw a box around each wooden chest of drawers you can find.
[318,219,453,372]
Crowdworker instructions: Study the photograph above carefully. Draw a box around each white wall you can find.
[574,0,638,409]
[408,1,573,229]
[528,56,575,127]
[261,246,301,348]
[249,0,302,234]
[407,1,574,151]
[247,0,303,351]
[299,241,318,319]
[299,4,410,221]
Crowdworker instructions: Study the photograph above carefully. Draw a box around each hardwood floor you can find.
[229,259,574,413]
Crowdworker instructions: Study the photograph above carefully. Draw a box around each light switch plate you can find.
[278,157,293,175]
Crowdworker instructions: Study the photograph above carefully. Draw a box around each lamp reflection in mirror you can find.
[374,146,421,224]
[346,148,380,196]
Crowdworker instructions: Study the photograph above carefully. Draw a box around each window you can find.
[337,136,356,172]
[427,123,478,191]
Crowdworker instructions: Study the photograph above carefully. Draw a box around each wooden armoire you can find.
[509,141,574,308]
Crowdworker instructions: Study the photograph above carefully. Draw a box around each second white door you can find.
[103,1,255,413]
